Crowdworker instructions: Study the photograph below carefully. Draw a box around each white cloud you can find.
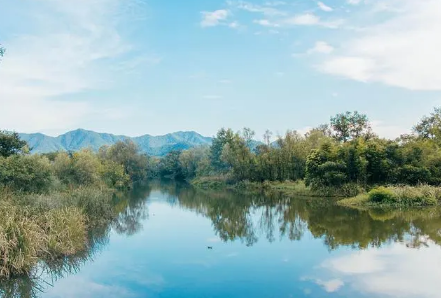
[201,10,229,27]
[308,41,334,54]
[371,120,410,139]
[0,0,135,134]
[347,0,362,4]
[229,1,287,16]
[229,21,240,28]
[320,0,441,90]
[315,279,344,292]
[321,57,375,81]
[285,13,320,25]
[318,2,333,12]
[254,19,280,27]
[321,242,441,298]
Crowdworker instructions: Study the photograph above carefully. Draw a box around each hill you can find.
[19,129,213,157]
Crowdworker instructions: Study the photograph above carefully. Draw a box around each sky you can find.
[0,0,440,140]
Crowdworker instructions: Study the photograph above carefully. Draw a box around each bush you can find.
[0,155,53,193]
[368,187,396,203]
[389,185,438,206]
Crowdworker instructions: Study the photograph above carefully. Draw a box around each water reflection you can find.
[171,183,441,250]
[2,181,441,297]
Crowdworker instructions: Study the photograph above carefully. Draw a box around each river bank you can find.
[191,177,441,208]
[0,186,115,279]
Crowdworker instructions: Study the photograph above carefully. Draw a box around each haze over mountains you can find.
[19,129,213,157]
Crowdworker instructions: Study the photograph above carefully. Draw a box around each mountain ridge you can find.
[19,129,213,157]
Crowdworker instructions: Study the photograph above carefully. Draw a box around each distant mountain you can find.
[19,129,213,157]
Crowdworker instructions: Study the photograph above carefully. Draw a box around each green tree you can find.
[179,147,209,179]
[0,131,28,157]
[0,155,52,192]
[158,150,184,180]
[100,140,148,182]
[210,128,235,172]
[330,111,372,143]
[413,107,441,142]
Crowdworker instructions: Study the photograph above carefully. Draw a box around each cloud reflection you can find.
[319,241,441,298]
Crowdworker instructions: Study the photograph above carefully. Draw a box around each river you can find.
[2,181,440,298]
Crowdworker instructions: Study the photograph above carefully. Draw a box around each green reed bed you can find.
[338,185,441,208]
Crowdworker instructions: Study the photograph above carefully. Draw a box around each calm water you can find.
[2,182,441,298]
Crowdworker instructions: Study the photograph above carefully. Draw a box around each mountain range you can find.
[19,129,213,157]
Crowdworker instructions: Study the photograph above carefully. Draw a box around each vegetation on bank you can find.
[0,131,149,279]
[338,185,441,207]
[152,108,441,206]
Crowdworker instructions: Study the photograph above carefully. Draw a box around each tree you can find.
[99,140,148,182]
[210,128,235,172]
[0,155,52,192]
[242,127,255,148]
[330,111,372,142]
[0,45,5,57]
[413,107,441,141]
[0,131,28,157]
[158,150,184,180]
[263,130,273,147]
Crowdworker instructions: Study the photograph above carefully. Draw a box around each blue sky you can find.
[0,0,439,140]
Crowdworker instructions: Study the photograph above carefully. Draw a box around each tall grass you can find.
[338,184,441,207]
[0,203,45,278]
[0,186,115,279]
[44,207,87,257]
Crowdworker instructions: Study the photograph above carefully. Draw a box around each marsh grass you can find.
[44,208,87,257]
[338,185,441,207]
[0,203,46,278]
[0,186,115,279]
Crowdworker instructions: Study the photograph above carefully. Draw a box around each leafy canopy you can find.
[0,131,28,157]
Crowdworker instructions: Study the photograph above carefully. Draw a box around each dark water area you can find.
[2,181,441,298]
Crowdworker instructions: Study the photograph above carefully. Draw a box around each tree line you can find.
[154,108,441,192]
[0,133,150,193]
[2,107,441,193]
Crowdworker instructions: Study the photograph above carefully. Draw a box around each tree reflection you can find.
[3,181,441,297]
[174,184,441,251]
[0,182,153,297]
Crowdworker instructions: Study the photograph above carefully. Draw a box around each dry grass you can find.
[0,186,114,279]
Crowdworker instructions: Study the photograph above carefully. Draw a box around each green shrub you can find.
[368,187,396,203]
[0,155,52,193]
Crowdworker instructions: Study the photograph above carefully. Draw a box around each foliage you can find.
[414,107,441,141]
[330,111,373,143]
[368,187,396,203]
[340,185,440,207]
[0,155,53,193]
[0,131,28,158]
[157,150,185,180]
[99,140,148,182]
